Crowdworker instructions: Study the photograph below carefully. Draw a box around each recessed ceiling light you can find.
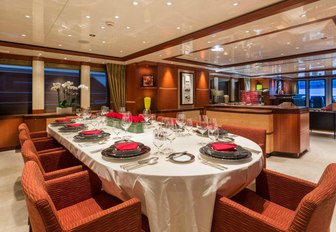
[133,1,139,5]
[234,46,238,49]
[245,30,249,33]
[68,34,72,37]
[211,45,224,52]
[115,15,119,19]
[85,15,91,19]
[286,42,291,45]
[120,50,123,53]
[101,26,105,29]
[159,54,162,57]
[142,41,146,43]
[224,52,228,55]
[89,49,92,51]
[64,57,67,60]
[207,41,211,44]
[233,2,239,6]
[102,41,106,43]
[38,53,42,56]
[126,26,131,29]
[58,44,62,47]
[21,34,26,37]
[296,47,300,49]
[176,26,181,30]
[25,15,31,18]
[166,2,172,6]
[301,14,306,18]
[281,53,284,56]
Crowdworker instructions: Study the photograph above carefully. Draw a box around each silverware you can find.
[165,151,187,159]
[120,157,159,169]
[241,147,261,154]
[198,157,227,170]
[124,158,158,171]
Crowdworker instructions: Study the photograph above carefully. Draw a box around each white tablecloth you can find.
[48,125,263,232]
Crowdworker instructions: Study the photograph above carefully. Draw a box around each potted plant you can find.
[50,81,88,114]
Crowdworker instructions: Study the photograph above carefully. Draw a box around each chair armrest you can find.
[30,131,48,138]
[67,198,142,232]
[212,195,287,232]
[38,150,81,172]
[33,138,61,151]
[256,169,317,210]
[44,165,84,181]
[46,170,102,209]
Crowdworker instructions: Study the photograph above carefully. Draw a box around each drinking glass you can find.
[184,118,193,136]
[111,127,122,140]
[197,115,208,145]
[121,112,132,139]
[153,129,165,155]
[143,109,151,125]
[208,128,219,142]
[176,112,186,131]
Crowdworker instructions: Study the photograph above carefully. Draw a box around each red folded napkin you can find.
[211,143,237,151]
[116,142,139,151]
[66,123,84,127]
[80,130,103,135]
[55,118,71,123]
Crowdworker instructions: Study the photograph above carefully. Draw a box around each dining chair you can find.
[19,129,64,153]
[18,122,50,140]
[211,164,336,232]
[21,140,85,180]
[22,161,147,232]
[221,124,266,167]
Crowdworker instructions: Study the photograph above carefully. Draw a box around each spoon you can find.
[125,158,158,171]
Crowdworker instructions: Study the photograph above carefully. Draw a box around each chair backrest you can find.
[289,163,336,232]
[18,123,30,134]
[19,129,32,146]
[21,140,46,175]
[22,161,62,232]
[221,124,266,167]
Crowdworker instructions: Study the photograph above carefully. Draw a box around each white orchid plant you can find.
[50,81,88,108]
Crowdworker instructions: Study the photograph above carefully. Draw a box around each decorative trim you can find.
[32,109,45,114]
[158,87,178,90]
[126,101,136,103]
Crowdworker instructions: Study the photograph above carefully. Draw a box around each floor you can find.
[1,131,335,232]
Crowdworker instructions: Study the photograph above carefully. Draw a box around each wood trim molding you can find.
[32,109,45,114]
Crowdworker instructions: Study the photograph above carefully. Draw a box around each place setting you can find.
[58,122,87,132]
[50,118,75,126]
[74,129,111,143]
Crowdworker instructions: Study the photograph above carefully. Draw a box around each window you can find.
[209,77,229,103]
[309,79,326,108]
[90,71,108,110]
[332,79,336,103]
[294,80,306,106]
[44,68,80,112]
[0,64,32,115]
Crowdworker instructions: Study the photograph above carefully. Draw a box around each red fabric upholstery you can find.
[21,140,84,180]
[22,161,146,232]
[221,124,266,167]
[18,123,49,139]
[211,164,336,232]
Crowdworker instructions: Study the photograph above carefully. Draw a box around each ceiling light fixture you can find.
[296,47,300,49]
[207,41,211,44]
[89,49,92,51]
[25,15,31,18]
[102,41,106,43]
[58,44,62,47]
[126,26,131,29]
[101,26,105,29]
[64,57,67,60]
[133,1,139,5]
[211,45,224,52]
[245,30,249,33]
[176,26,181,30]
[21,34,26,37]
[120,50,123,53]
[68,34,72,37]
[142,41,146,44]
[166,2,172,6]
[301,14,306,17]
[86,15,91,19]
[115,15,119,19]
[233,2,239,6]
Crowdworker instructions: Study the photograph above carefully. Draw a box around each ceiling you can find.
[0,0,336,78]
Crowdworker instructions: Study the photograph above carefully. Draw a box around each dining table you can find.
[47,122,263,232]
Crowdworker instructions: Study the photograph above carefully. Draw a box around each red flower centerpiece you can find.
[106,112,123,128]
[127,115,145,133]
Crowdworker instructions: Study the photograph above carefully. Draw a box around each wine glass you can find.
[121,112,132,139]
[111,127,122,140]
[176,112,186,131]
[208,128,219,142]
[197,115,208,145]
[184,118,193,136]
[143,109,151,126]
[153,128,165,155]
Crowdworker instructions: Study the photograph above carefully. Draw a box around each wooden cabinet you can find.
[309,111,336,139]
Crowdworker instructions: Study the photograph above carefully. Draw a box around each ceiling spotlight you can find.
[142,41,146,44]
[207,41,211,44]
[300,14,306,18]
[21,34,27,37]
[224,52,229,55]
[68,34,72,37]
[133,1,139,5]
[233,2,239,6]
[245,30,249,33]
[296,47,300,49]
[89,49,92,51]
[286,42,291,45]
[166,2,172,6]
[64,57,67,60]
[101,26,105,29]
[120,50,123,53]
[102,41,106,43]
[126,26,131,29]
[176,26,181,30]
[25,15,31,18]
[85,15,91,19]
[115,15,119,19]
[281,53,284,56]
[211,45,224,52]
[58,44,62,47]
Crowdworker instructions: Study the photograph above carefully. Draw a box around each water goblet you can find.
[208,128,219,142]
[153,129,165,155]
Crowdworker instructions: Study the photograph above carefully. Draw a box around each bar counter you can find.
[205,104,310,156]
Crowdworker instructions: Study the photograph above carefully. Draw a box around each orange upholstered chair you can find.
[19,129,64,153]
[22,161,146,232]
[18,122,50,140]
[211,164,336,232]
[221,124,266,167]
[21,140,84,180]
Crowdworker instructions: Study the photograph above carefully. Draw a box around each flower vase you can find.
[127,122,144,133]
[107,118,121,128]
[56,107,73,114]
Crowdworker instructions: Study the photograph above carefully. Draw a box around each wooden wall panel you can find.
[0,118,23,150]
[195,70,209,107]
[24,118,47,132]
[157,65,178,110]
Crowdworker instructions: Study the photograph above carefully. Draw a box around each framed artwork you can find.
[142,75,154,87]
[180,71,194,105]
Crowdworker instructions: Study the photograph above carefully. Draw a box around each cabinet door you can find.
[309,112,334,131]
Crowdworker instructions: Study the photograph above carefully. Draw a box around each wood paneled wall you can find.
[126,62,209,115]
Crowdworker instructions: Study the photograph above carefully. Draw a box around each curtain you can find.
[244,78,251,91]
[106,63,126,112]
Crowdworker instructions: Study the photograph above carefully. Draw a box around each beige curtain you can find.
[106,63,126,112]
